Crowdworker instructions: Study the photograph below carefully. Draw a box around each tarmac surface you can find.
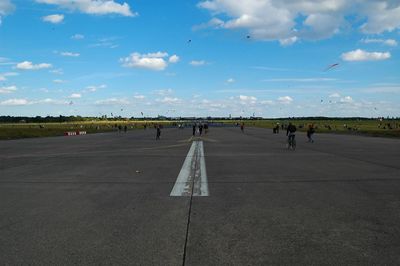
[1,126,400,265]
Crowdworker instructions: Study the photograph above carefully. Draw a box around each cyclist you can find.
[286,122,297,149]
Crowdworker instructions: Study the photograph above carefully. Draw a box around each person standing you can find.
[199,124,203,135]
[240,123,244,133]
[192,124,196,136]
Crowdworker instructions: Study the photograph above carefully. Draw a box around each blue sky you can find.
[0,0,399,118]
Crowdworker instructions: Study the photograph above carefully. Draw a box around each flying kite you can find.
[187,39,192,44]
[69,101,73,105]
[324,63,339,71]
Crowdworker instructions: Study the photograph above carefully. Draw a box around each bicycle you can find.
[287,134,296,150]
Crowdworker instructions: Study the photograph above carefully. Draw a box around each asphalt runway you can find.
[1,126,400,265]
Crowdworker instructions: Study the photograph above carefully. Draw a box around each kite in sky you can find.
[324,63,339,71]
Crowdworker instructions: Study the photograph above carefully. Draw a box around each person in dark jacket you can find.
[286,122,297,145]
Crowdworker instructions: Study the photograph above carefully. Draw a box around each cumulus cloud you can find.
[60,51,80,57]
[0,0,15,25]
[341,49,391,61]
[197,0,400,43]
[190,60,206,66]
[0,98,29,106]
[36,0,137,17]
[42,14,64,24]
[226,78,235,83]
[168,55,179,63]
[121,52,179,71]
[278,96,293,104]
[238,95,257,105]
[0,85,17,94]
[340,96,353,103]
[361,38,398,47]
[16,61,52,70]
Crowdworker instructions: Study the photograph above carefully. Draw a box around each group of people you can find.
[192,123,209,136]
[285,123,316,145]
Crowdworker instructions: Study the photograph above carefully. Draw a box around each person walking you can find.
[307,124,315,143]
[240,123,244,133]
[156,125,161,140]
[192,124,196,136]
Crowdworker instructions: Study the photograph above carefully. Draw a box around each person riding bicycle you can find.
[286,122,297,146]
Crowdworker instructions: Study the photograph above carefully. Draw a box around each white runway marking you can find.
[170,140,209,197]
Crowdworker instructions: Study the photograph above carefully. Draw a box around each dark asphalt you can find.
[1,127,400,265]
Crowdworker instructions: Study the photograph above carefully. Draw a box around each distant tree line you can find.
[0,115,398,123]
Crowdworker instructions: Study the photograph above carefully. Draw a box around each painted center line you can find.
[170,140,209,197]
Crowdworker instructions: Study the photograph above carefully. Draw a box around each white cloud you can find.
[360,2,400,34]
[36,0,137,17]
[0,72,18,81]
[279,36,298,46]
[341,49,391,61]
[42,14,64,24]
[16,61,52,70]
[0,98,29,106]
[340,96,353,103]
[60,51,80,57]
[238,95,257,105]
[69,93,81,99]
[0,85,17,94]
[226,78,235,83]
[190,60,206,66]
[168,55,179,63]
[50,68,63,75]
[71,34,84,40]
[153,89,173,96]
[278,96,293,104]
[53,79,65,83]
[197,1,400,42]
[263,78,336,82]
[329,92,341,98]
[33,98,69,105]
[121,52,179,71]
[86,84,106,92]
[156,97,181,104]
[134,95,146,99]
[0,0,15,25]
[95,98,130,105]
[361,38,397,47]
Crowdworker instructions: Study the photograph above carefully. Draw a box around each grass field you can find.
[0,121,173,140]
[0,119,399,140]
[227,119,400,138]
